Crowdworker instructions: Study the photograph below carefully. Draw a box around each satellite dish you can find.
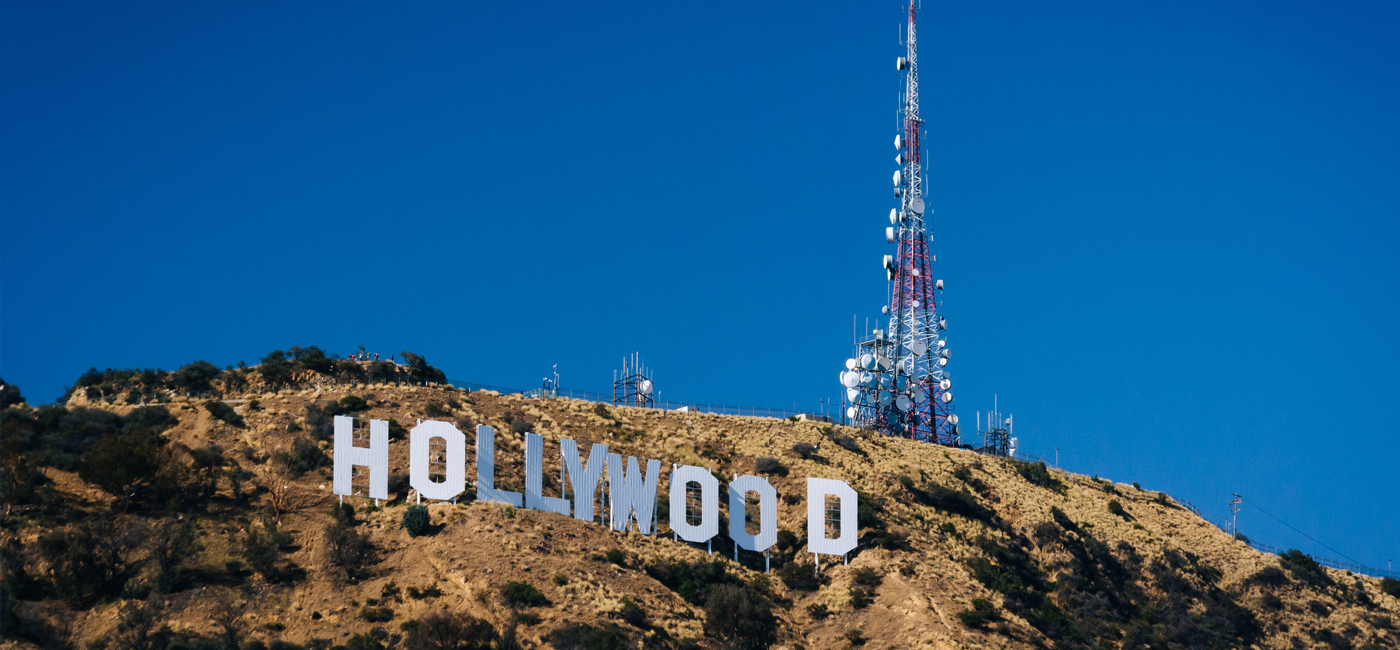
[896,395,912,411]
[846,387,860,402]
[841,372,859,389]
[939,378,951,390]
[938,317,947,330]
[640,380,653,394]
[877,356,892,371]
[894,187,902,198]
[896,57,907,70]
[860,353,875,369]
[935,279,944,290]
[937,358,948,367]
[846,407,858,419]
[909,340,927,356]
[893,170,901,186]
[949,414,959,425]
[901,357,915,374]
[879,373,892,389]
[878,392,893,407]
[913,387,926,403]
[937,339,946,348]
[845,358,857,371]
[895,154,902,166]
[895,375,907,390]
[894,134,902,150]
[889,208,898,224]
[912,268,920,277]
[911,197,925,214]
[881,306,890,315]
[942,391,953,403]
[912,300,920,307]
[886,227,896,243]
[883,255,894,269]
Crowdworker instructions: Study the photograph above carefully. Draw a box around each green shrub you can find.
[957,598,998,628]
[402,506,429,537]
[1107,499,1130,520]
[1382,577,1400,598]
[403,612,495,650]
[834,435,862,453]
[897,474,914,489]
[359,607,393,622]
[849,586,875,609]
[776,562,822,592]
[552,573,569,586]
[340,395,368,412]
[1015,460,1063,492]
[844,630,866,646]
[791,442,817,459]
[0,377,24,408]
[1279,549,1333,588]
[703,584,776,649]
[501,581,548,608]
[617,598,647,628]
[605,549,625,566]
[851,567,882,587]
[548,623,628,650]
[753,457,787,476]
[203,401,245,427]
[806,603,830,620]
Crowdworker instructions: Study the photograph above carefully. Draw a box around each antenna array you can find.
[837,2,957,444]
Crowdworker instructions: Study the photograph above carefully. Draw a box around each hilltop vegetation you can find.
[2,356,1397,650]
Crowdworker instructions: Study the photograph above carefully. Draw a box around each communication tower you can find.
[613,352,655,408]
[976,396,1016,458]
[838,2,957,444]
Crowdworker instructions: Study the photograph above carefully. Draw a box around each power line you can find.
[1242,498,1361,566]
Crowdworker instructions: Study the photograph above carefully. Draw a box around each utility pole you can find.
[1055,448,1059,469]
[1229,493,1243,538]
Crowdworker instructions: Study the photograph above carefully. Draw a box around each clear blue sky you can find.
[3,1,1397,569]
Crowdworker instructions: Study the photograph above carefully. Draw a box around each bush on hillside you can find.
[1015,460,1064,493]
[0,377,24,408]
[501,581,549,608]
[324,517,374,581]
[548,622,628,650]
[790,442,817,459]
[957,598,999,629]
[834,435,862,454]
[753,457,787,476]
[398,351,447,384]
[404,611,496,650]
[702,584,776,649]
[171,361,222,395]
[204,400,245,427]
[402,506,430,538]
[1279,549,1333,589]
[1381,578,1400,598]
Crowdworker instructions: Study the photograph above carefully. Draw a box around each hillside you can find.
[3,361,1398,650]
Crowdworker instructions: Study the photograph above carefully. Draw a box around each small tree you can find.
[150,519,201,591]
[324,517,374,581]
[77,429,166,510]
[703,584,776,649]
[402,506,430,537]
[404,612,496,650]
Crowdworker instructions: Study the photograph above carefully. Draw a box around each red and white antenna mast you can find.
[838,2,958,445]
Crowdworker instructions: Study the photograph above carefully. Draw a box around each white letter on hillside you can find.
[525,432,570,516]
[669,465,719,543]
[607,454,660,534]
[807,477,857,556]
[728,474,778,552]
[333,415,388,500]
[409,420,465,502]
[561,438,608,522]
[476,424,522,507]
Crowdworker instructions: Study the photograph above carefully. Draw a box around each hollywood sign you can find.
[331,416,858,559]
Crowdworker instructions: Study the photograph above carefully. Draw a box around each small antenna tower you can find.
[837,1,956,444]
[975,395,1016,457]
[1229,493,1243,538]
[612,352,655,408]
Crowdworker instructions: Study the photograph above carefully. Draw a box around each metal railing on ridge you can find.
[442,380,832,422]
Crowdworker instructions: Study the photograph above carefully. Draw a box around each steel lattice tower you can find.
[839,2,958,445]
